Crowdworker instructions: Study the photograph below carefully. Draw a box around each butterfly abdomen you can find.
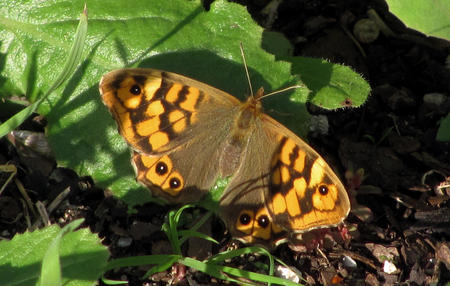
[217,98,264,177]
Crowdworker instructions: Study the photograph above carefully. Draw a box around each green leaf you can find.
[0,223,109,286]
[386,0,450,40]
[0,5,88,138]
[289,56,370,109]
[436,113,450,142]
[0,0,305,206]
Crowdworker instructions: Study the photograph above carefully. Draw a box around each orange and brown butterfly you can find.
[99,49,350,248]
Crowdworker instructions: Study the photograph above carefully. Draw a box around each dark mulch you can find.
[1,0,450,285]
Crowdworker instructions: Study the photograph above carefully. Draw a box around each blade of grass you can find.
[38,219,84,286]
[180,257,243,285]
[104,254,181,271]
[105,254,181,281]
[218,263,299,286]
[179,211,214,245]
[209,246,272,265]
[0,4,88,138]
[182,257,299,286]
[162,204,195,254]
[144,255,180,278]
[101,277,129,285]
[178,230,219,244]
[208,246,276,284]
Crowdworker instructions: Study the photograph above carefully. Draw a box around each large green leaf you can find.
[0,0,307,206]
[0,224,108,286]
[386,0,450,40]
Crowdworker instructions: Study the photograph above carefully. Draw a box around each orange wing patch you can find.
[133,152,184,197]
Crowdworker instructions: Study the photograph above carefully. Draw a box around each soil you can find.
[1,0,450,285]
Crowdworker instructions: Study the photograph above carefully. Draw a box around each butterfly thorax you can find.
[233,87,265,140]
[237,87,264,128]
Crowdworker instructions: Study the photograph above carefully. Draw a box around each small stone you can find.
[342,255,357,269]
[309,115,329,136]
[436,242,450,270]
[353,18,380,44]
[275,264,301,283]
[116,236,132,248]
[383,260,397,274]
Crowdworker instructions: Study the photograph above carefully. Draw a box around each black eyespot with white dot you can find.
[169,177,181,189]
[155,162,168,175]
[130,84,141,95]
[318,185,329,195]
[257,215,270,228]
[239,213,251,225]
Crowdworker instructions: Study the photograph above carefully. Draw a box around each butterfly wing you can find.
[219,117,288,246]
[262,115,350,232]
[100,68,242,203]
[219,112,350,247]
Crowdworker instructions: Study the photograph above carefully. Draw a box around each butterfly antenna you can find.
[259,85,303,100]
[240,43,254,98]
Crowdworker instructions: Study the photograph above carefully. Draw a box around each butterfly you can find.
[99,52,350,248]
